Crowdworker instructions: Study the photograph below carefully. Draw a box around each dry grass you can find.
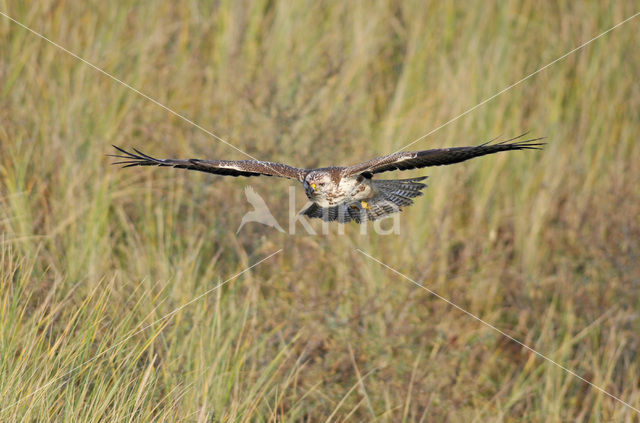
[1,1,639,421]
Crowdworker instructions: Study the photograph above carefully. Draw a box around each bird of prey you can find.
[112,134,543,223]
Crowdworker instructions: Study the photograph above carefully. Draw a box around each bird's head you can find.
[303,172,332,200]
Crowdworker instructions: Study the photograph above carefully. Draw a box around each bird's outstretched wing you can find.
[344,134,544,177]
[111,147,307,181]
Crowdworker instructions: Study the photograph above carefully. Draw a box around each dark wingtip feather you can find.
[512,136,546,150]
[479,134,503,147]
[111,160,143,165]
[488,133,546,150]
[110,145,159,167]
[112,145,132,156]
[132,147,158,161]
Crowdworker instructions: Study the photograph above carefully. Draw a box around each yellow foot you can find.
[360,200,371,210]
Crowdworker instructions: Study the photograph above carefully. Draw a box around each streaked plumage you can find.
[112,133,543,223]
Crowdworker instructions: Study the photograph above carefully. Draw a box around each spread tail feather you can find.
[301,176,428,223]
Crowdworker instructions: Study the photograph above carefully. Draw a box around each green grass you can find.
[1,1,639,421]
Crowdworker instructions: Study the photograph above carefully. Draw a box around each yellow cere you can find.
[311,183,316,189]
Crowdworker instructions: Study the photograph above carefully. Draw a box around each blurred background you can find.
[1,1,639,421]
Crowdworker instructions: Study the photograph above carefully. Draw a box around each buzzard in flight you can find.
[112,134,543,223]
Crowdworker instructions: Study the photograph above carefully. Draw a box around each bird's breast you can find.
[339,177,373,201]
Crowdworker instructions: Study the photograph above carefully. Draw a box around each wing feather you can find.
[344,134,544,176]
[111,146,307,181]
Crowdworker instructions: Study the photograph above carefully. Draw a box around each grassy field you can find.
[1,1,639,421]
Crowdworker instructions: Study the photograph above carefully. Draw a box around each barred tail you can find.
[346,176,428,221]
[372,176,428,207]
[300,176,428,224]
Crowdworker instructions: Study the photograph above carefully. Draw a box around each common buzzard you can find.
[112,134,543,223]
